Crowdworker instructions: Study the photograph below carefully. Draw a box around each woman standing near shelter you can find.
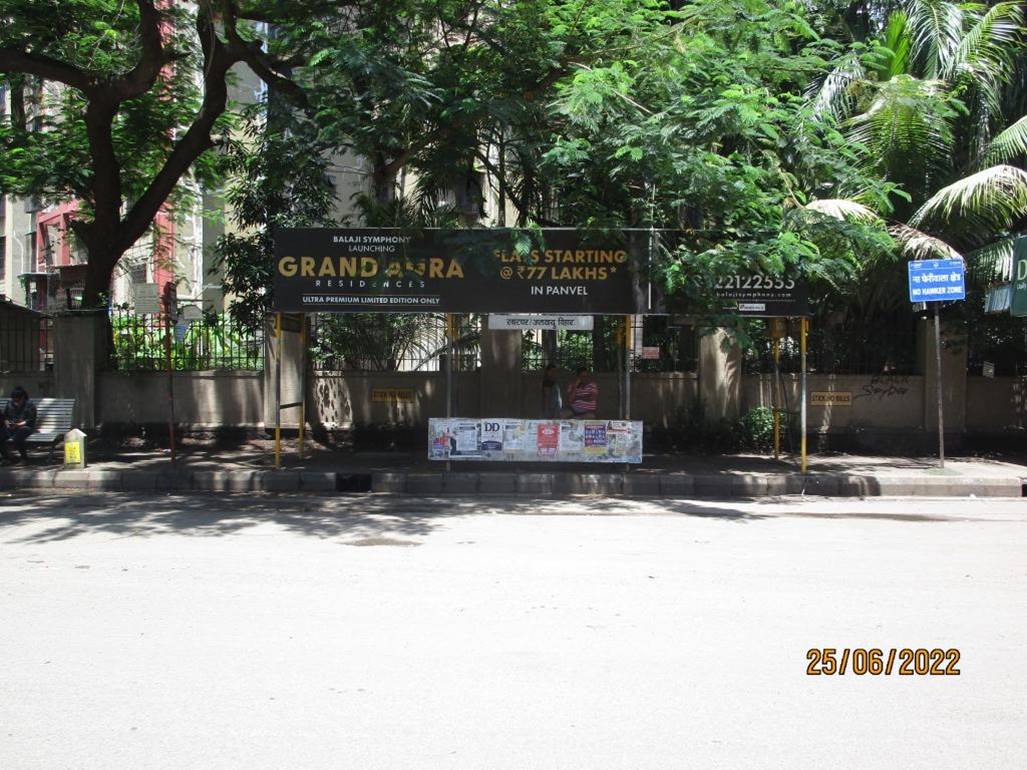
[562,367,598,419]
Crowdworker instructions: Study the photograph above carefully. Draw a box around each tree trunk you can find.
[372,156,397,206]
[81,251,119,309]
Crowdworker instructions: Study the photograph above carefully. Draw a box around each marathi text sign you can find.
[428,418,643,463]
[488,313,594,331]
[907,259,966,302]
[274,228,647,313]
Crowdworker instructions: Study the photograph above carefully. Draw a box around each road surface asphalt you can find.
[1,492,1025,769]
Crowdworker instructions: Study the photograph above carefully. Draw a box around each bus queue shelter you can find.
[269,227,811,470]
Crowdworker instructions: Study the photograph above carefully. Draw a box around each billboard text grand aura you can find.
[273,228,651,313]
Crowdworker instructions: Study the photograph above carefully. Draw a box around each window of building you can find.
[128,260,148,285]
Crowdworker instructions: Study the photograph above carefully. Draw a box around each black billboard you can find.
[714,273,810,317]
[272,228,651,313]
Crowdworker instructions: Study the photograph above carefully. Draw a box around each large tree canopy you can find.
[3,0,1026,331]
[215,0,899,325]
[0,0,321,304]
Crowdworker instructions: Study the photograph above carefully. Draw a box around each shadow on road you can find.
[0,490,994,545]
[0,492,778,544]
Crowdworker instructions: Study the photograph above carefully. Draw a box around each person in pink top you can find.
[562,366,598,418]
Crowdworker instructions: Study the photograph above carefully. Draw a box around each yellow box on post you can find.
[64,428,87,468]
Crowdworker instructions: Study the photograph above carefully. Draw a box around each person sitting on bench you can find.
[1,386,37,463]
[562,366,598,419]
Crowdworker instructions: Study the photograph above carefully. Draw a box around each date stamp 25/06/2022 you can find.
[806,648,961,676]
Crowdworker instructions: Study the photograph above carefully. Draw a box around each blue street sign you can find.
[908,259,965,303]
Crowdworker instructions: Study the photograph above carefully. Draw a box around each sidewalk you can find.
[0,440,1023,497]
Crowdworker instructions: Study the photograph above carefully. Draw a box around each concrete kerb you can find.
[0,467,1021,498]
[363,470,1023,498]
[300,472,339,492]
[258,471,301,493]
[478,472,518,494]
[53,469,123,491]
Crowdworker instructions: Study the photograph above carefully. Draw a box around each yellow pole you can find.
[800,317,808,474]
[274,312,282,470]
[772,336,780,460]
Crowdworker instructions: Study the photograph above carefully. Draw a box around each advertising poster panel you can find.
[428,419,643,463]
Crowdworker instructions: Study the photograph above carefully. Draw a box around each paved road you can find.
[1,493,1025,769]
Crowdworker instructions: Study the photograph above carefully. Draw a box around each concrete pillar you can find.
[479,318,522,418]
[697,328,741,423]
[263,315,306,428]
[53,310,107,429]
[917,317,967,439]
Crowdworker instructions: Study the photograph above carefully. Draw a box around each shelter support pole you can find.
[934,304,945,468]
[446,314,455,418]
[274,312,282,470]
[446,313,455,472]
[800,317,808,474]
[772,336,780,461]
[298,315,307,460]
[623,315,631,420]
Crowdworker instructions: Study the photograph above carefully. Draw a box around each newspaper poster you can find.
[583,422,608,456]
[428,418,642,463]
[536,421,559,458]
[605,421,643,462]
[558,420,585,453]
[501,420,527,453]
[429,422,452,459]
[451,421,480,457]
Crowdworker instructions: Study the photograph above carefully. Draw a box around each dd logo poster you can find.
[480,422,503,451]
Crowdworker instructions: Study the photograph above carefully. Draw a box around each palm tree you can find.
[811,0,1027,269]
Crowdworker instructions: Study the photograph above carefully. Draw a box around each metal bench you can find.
[0,398,77,462]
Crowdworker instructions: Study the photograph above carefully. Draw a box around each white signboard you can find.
[133,283,161,315]
[181,304,203,322]
[429,418,643,463]
[489,314,594,331]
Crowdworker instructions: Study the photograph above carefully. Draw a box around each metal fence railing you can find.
[967,312,1027,376]
[310,313,481,372]
[0,310,53,373]
[744,314,919,376]
[631,317,698,373]
[108,307,263,371]
[522,316,698,373]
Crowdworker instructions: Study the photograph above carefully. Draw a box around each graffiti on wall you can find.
[854,375,911,401]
